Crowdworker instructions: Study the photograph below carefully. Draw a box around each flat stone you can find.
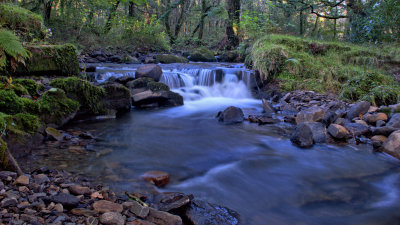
[146,208,182,225]
[69,185,91,195]
[141,171,170,187]
[0,171,17,180]
[54,203,63,213]
[371,135,387,143]
[71,208,96,217]
[184,200,239,225]
[48,193,80,208]
[100,212,125,225]
[15,175,29,186]
[129,201,149,218]
[157,192,191,212]
[45,127,64,141]
[93,200,123,213]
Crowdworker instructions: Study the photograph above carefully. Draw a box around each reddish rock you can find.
[69,185,91,195]
[93,200,123,213]
[141,171,170,187]
[100,212,125,225]
[15,175,29,186]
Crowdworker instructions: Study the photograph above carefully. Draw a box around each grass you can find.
[248,34,400,105]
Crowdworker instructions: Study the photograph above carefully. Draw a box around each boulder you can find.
[328,124,350,139]
[371,127,399,136]
[346,101,370,120]
[115,76,135,85]
[290,123,314,148]
[371,135,387,143]
[156,54,189,64]
[122,54,140,64]
[219,51,239,63]
[135,64,163,82]
[184,200,239,225]
[386,113,400,128]
[141,171,170,187]
[188,47,215,62]
[296,106,325,124]
[15,175,29,186]
[101,83,131,112]
[344,123,369,136]
[322,111,338,126]
[218,106,244,124]
[364,113,388,124]
[382,130,400,159]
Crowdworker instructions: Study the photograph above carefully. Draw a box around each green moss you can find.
[0,83,29,96]
[128,77,169,91]
[39,88,80,126]
[50,77,106,114]
[13,79,38,97]
[156,54,189,64]
[0,90,25,114]
[189,47,215,62]
[0,138,7,167]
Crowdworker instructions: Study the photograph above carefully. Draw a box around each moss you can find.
[15,44,79,76]
[50,77,106,114]
[0,138,7,167]
[39,88,80,126]
[0,4,44,41]
[156,54,189,64]
[13,79,39,97]
[128,77,170,91]
[0,83,29,96]
[0,89,25,114]
[189,47,215,62]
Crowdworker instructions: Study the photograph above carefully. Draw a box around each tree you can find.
[226,0,240,49]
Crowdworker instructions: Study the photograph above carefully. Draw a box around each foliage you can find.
[50,78,105,114]
[0,29,30,71]
[239,10,274,41]
[13,79,39,97]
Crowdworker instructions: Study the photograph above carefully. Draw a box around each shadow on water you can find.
[29,63,400,225]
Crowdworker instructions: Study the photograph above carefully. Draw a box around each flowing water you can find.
[31,63,400,224]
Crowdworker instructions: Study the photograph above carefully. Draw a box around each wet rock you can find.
[101,83,132,112]
[100,212,125,225]
[93,200,123,213]
[135,64,162,82]
[15,175,29,186]
[129,201,150,218]
[69,185,91,195]
[218,106,244,124]
[45,127,64,141]
[322,111,338,126]
[156,54,188,64]
[141,171,170,187]
[156,192,191,212]
[290,123,314,148]
[257,117,280,125]
[364,113,388,124]
[132,90,183,108]
[346,101,370,120]
[262,99,275,116]
[296,106,325,124]
[47,193,79,208]
[344,123,369,136]
[146,207,182,225]
[328,124,350,139]
[386,113,400,128]
[383,130,400,159]
[184,200,239,225]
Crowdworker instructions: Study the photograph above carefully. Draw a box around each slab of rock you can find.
[135,64,162,82]
[15,175,29,186]
[146,207,182,225]
[296,106,325,124]
[328,124,350,139]
[383,130,400,159]
[93,200,123,213]
[156,192,191,212]
[141,171,170,187]
[218,106,244,124]
[346,101,370,120]
[100,212,125,225]
[386,113,400,128]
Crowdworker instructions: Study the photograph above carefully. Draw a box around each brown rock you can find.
[93,200,123,213]
[328,124,350,139]
[296,106,325,124]
[127,219,156,225]
[15,175,29,186]
[141,171,170,187]
[129,201,150,218]
[354,120,368,127]
[100,212,125,225]
[71,208,96,217]
[45,127,64,141]
[371,135,387,143]
[54,203,63,213]
[365,113,388,124]
[383,130,400,159]
[146,208,182,225]
[69,185,91,195]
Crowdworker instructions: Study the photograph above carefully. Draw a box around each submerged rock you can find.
[141,171,170,187]
[218,106,244,124]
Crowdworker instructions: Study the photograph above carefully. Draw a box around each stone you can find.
[371,127,399,136]
[131,90,183,108]
[115,76,135,85]
[0,171,17,180]
[156,192,191,212]
[368,106,379,113]
[334,118,346,126]
[71,208,96,217]
[364,113,388,124]
[69,185,91,195]
[135,64,162,82]
[54,203,63,213]
[93,200,123,213]
[371,135,387,143]
[33,174,50,184]
[1,197,18,207]
[146,208,182,225]
[257,117,280,125]
[141,171,170,187]
[344,123,369,136]
[218,106,244,124]
[328,124,350,139]
[101,83,132,112]
[383,130,400,159]
[322,111,338,126]
[290,123,314,148]
[156,54,189,64]
[376,120,386,127]
[184,200,239,225]
[354,120,368,127]
[262,99,275,116]
[45,127,64,141]
[15,175,29,186]
[127,219,156,225]
[346,101,371,120]
[295,106,325,124]
[86,216,99,225]
[100,212,125,225]
[386,113,400,128]
[129,200,150,218]
[47,193,80,208]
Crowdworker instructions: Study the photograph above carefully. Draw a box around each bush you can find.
[0,29,30,71]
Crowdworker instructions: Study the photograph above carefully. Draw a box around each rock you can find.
[328,124,350,139]
[85,65,96,72]
[122,54,140,64]
[141,171,170,187]
[93,200,123,213]
[144,57,155,64]
[376,120,386,127]
[156,192,191,212]
[262,99,275,116]
[135,64,163,82]
[127,219,156,225]
[86,216,99,225]
[156,54,189,64]
[69,185,91,195]
[54,203,63,213]
[219,51,239,62]
[322,111,338,126]
[364,113,388,124]
[1,197,18,207]
[383,130,400,159]
[0,171,17,180]
[368,106,379,113]
[129,201,150,219]
[101,83,132,112]
[15,175,29,186]
[371,127,399,136]
[47,193,80,208]
[45,127,64,141]
[188,47,215,62]
[71,208,96,217]
[334,118,346,126]
[371,135,387,143]
[109,55,123,63]
[115,76,135,85]
[184,200,239,225]
[355,120,368,127]
[296,106,325,124]
[346,101,371,120]
[218,106,244,124]
[257,117,280,125]
[33,174,50,184]
[386,113,400,128]
[344,123,369,136]
[290,123,314,148]
[146,207,182,225]
[100,212,125,225]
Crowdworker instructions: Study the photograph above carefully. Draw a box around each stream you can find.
[29,63,400,224]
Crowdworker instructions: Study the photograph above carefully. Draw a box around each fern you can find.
[0,29,30,71]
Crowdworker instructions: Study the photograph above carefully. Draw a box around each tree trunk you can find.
[104,0,121,34]
[299,9,304,36]
[129,1,135,17]
[43,0,53,24]
[226,0,240,50]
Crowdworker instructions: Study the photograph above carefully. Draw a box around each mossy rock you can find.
[0,83,29,96]
[14,44,79,76]
[39,88,80,127]
[127,77,170,92]
[0,3,44,41]
[101,83,131,112]
[0,89,38,114]
[189,47,216,62]
[50,77,106,115]
[156,54,189,64]
[13,79,39,97]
